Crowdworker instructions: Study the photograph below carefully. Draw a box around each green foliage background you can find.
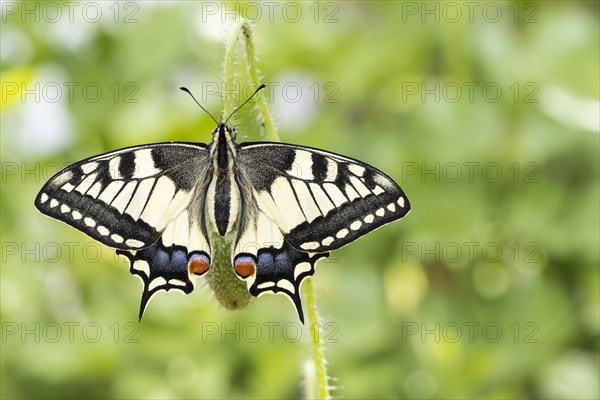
[1,1,598,399]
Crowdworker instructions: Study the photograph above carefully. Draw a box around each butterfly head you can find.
[181,84,265,143]
[212,120,237,142]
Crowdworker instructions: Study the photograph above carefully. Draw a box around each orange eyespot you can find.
[188,254,209,276]
[234,256,256,279]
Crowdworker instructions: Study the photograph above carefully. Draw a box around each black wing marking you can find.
[117,207,212,320]
[237,142,410,253]
[231,203,328,323]
[35,143,210,250]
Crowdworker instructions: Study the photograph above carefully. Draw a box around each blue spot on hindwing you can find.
[246,242,329,323]
[152,247,170,273]
[118,241,209,321]
[171,248,188,271]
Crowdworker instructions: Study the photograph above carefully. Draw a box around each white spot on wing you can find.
[348,164,365,177]
[364,214,375,223]
[387,203,396,212]
[111,233,124,243]
[60,204,70,213]
[84,217,96,227]
[108,156,122,179]
[301,241,320,251]
[126,239,144,248]
[288,150,314,180]
[133,149,160,178]
[322,236,334,246]
[72,210,82,220]
[133,260,150,277]
[350,220,362,230]
[40,193,49,203]
[325,158,338,182]
[336,228,349,239]
[376,208,385,217]
[97,226,109,236]
[277,279,295,293]
[49,199,58,208]
[257,281,275,290]
[294,262,312,280]
[398,197,405,208]
[81,162,98,174]
[148,277,167,291]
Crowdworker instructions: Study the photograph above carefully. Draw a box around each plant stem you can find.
[242,23,278,141]
[224,19,329,400]
[223,20,245,118]
[305,278,330,399]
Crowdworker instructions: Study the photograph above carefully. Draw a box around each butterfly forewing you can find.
[35,143,210,250]
[237,143,410,253]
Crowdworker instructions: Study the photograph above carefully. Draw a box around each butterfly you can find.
[34,84,411,322]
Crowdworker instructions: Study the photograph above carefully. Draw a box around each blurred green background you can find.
[1,1,598,399]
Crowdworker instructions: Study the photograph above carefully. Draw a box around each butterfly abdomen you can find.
[204,220,252,310]
[212,173,241,236]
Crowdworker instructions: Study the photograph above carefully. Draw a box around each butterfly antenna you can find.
[224,84,266,125]
[180,87,219,125]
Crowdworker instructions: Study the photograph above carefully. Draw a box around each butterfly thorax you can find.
[207,123,241,237]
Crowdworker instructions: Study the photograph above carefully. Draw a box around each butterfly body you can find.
[35,121,410,322]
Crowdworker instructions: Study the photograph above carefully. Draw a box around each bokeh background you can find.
[1,1,598,399]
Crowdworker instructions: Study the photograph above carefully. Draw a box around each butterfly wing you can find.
[117,207,212,320]
[232,142,410,321]
[231,201,328,323]
[238,142,410,251]
[35,143,213,318]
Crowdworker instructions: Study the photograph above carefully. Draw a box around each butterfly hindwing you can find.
[237,143,411,253]
[232,205,328,322]
[35,143,210,250]
[117,208,212,320]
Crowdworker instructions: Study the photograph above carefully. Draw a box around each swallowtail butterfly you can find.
[35,85,411,322]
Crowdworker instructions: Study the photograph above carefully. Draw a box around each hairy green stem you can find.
[242,23,278,141]
[223,20,245,118]
[224,19,329,400]
[305,278,330,399]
